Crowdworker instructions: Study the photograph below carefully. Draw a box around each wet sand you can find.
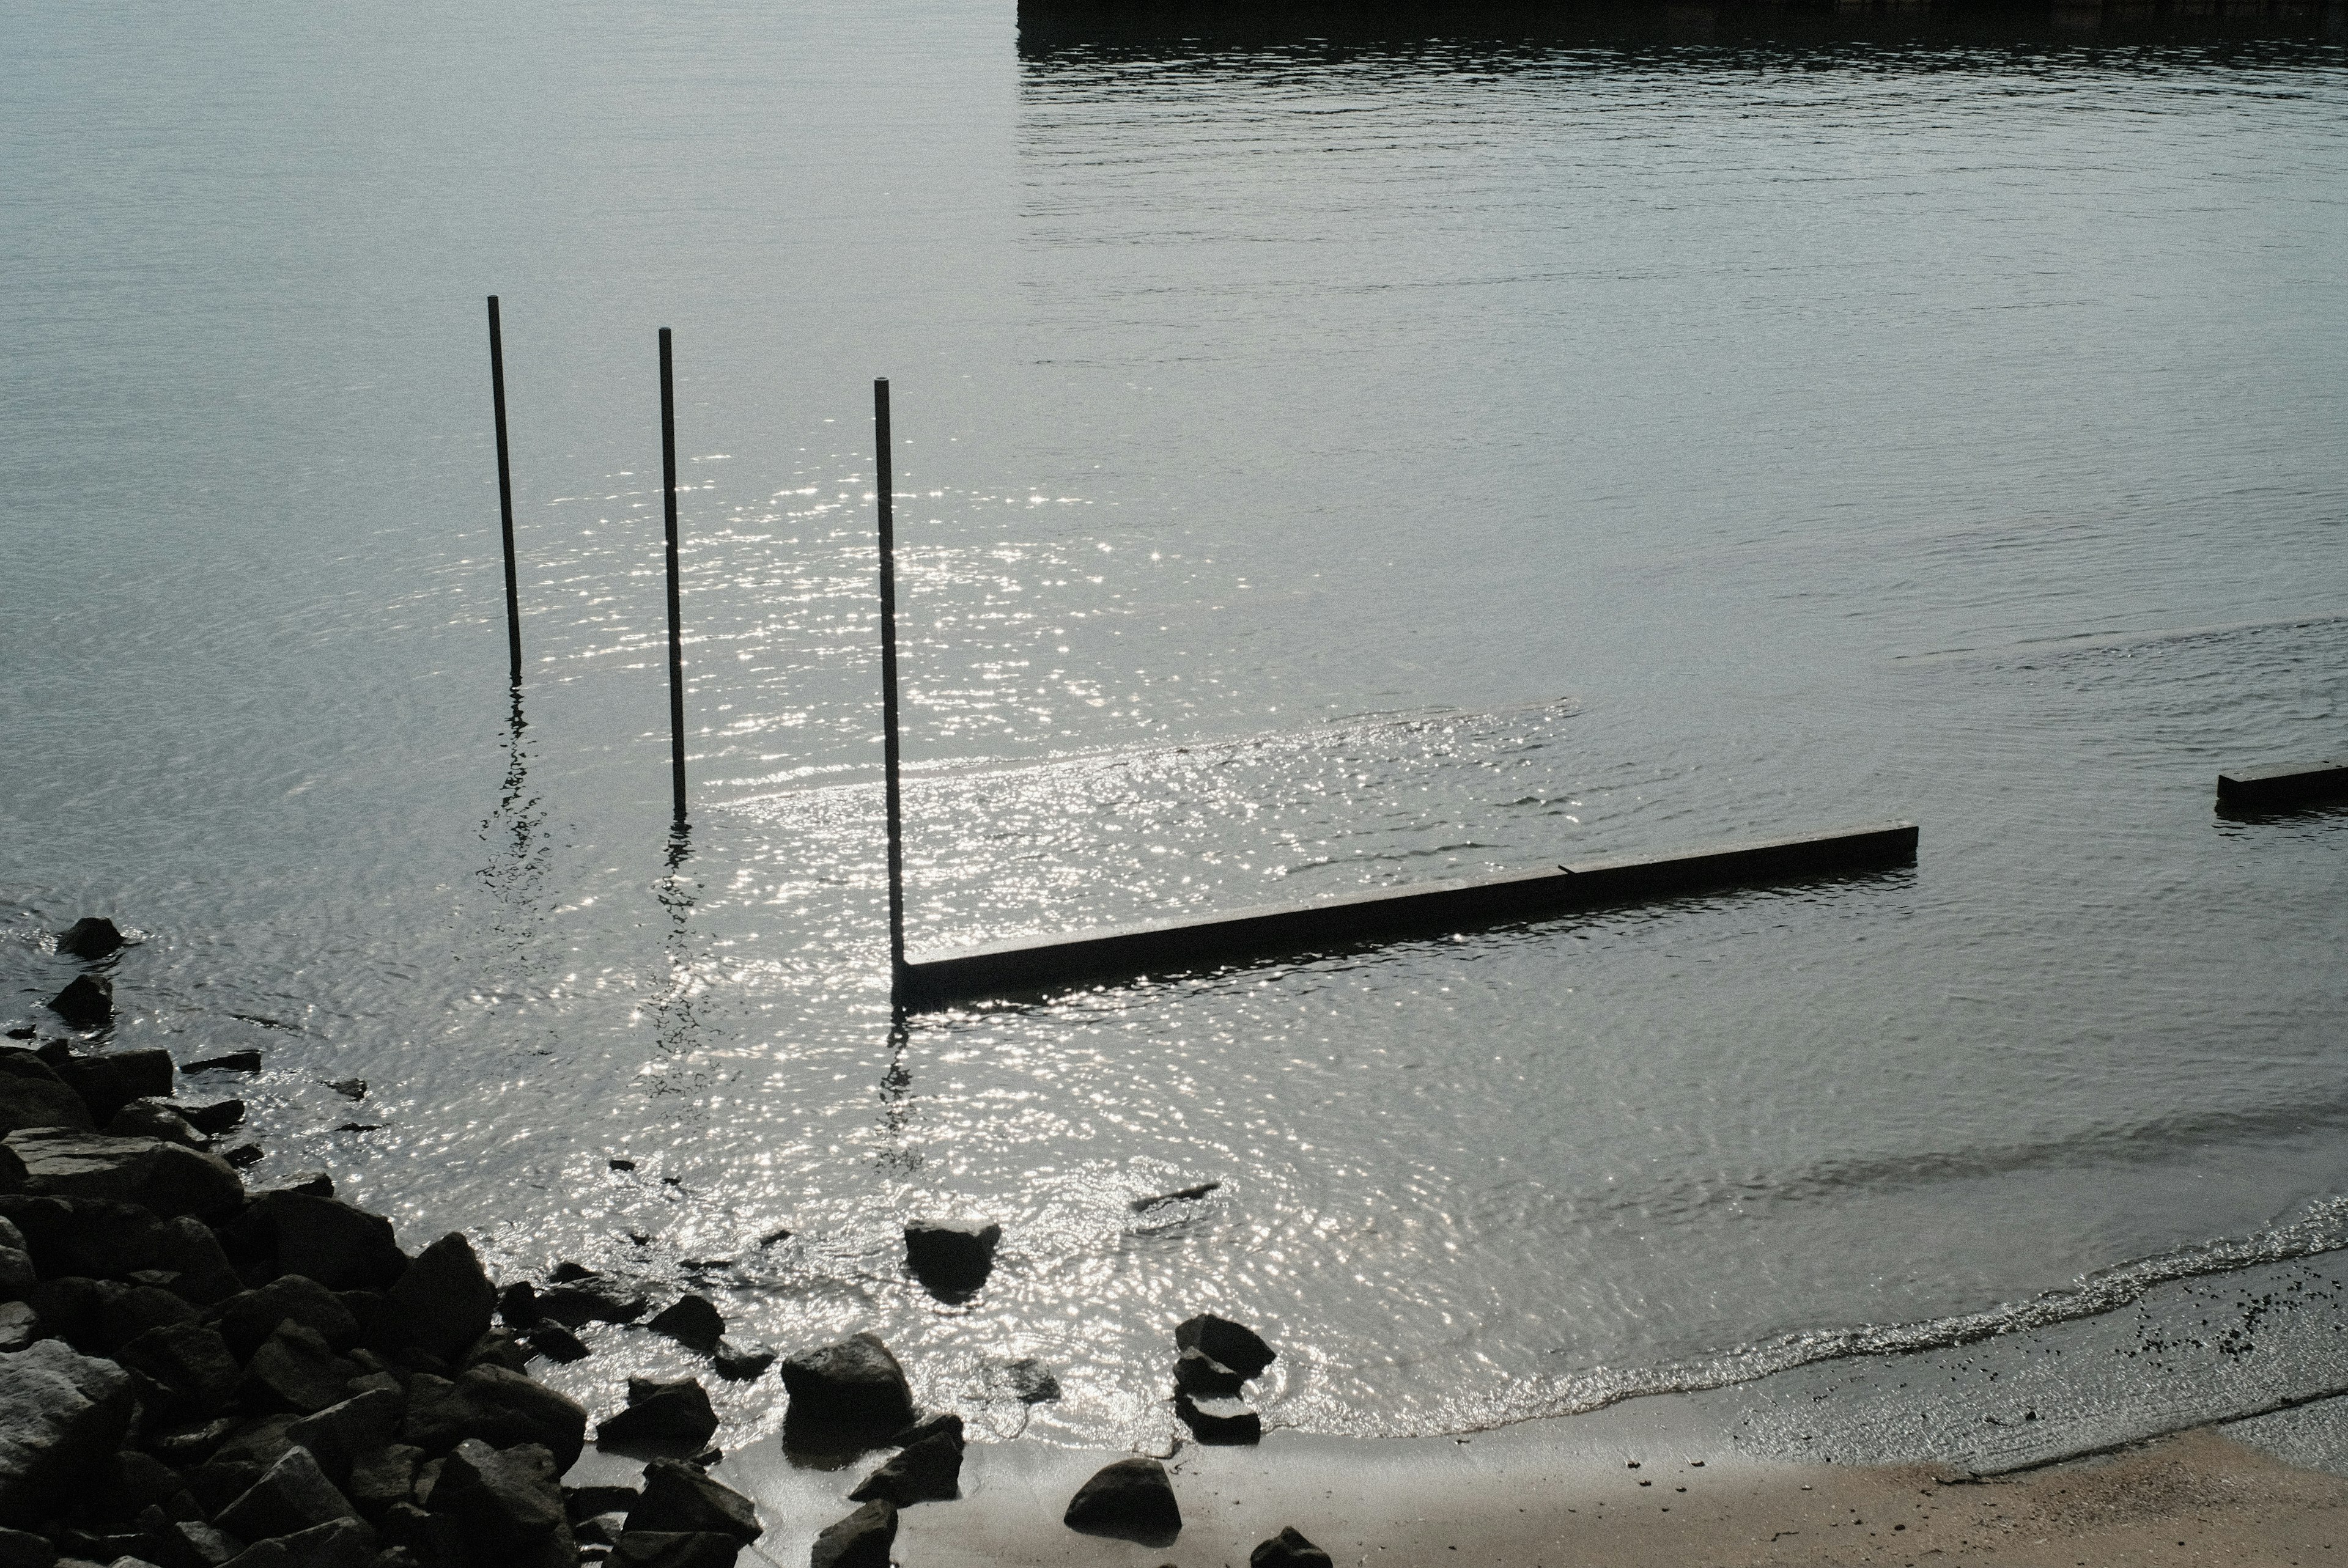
[693,1396,2348,1567]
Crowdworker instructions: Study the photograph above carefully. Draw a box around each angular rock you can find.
[522,1323,587,1364]
[807,1501,894,1568]
[176,1101,244,1137]
[846,1430,960,1507]
[344,1443,419,1524]
[0,1194,159,1278]
[1251,1525,1333,1568]
[53,1051,174,1125]
[884,1412,961,1450]
[0,1526,51,1568]
[610,1534,740,1568]
[105,1101,205,1149]
[1174,1312,1275,1378]
[284,1390,403,1485]
[226,1194,406,1291]
[56,919,127,962]
[1173,1345,1246,1397]
[1174,1393,1261,1445]
[218,1516,374,1568]
[181,1053,262,1077]
[46,976,112,1032]
[0,1249,29,1303]
[532,1273,646,1328]
[493,1283,539,1329]
[163,1521,241,1568]
[213,1446,364,1543]
[426,1439,563,1556]
[117,1322,241,1418]
[777,1334,912,1443]
[377,1500,462,1567]
[4,1131,240,1223]
[210,1278,361,1361]
[0,1053,94,1135]
[0,1303,33,1353]
[1063,1457,1180,1540]
[371,1235,494,1366]
[0,1337,138,1525]
[991,1356,1060,1404]
[153,1218,242,1306]
[240,1320,363,1415]
[708,1341,770,1382]
[28,1274,116,1352]
[97,1284,198,1349]
[219,1144,264,1171]
[623,1460,758,1543]
[596,1378,717,1449]
[323,1081,366,1102]
[644,1295,722,1355]
[398,1367,586,1470]
[187,1456,268,1517]
[902,1218,999,1298]
[456,1329,529,1375]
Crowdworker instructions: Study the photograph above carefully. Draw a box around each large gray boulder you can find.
[1174,1312,1276,1378]
[56,918,126,961]
[115,1320,242,1419]
[283,1389,403,1485]
[105,1099,205,1149]
[1063,1457,1180,1541]
[2,1129,242,1223]
[903,1218,1000,1298]
[209,1276,360,1361]
[227,1193,406,1290]
[1252,1525,1335,1568]
[53,1049,174,1124]
[808,1501,894,1568]
[846,1427,961,1506]
[777,1333,912,1443]
[219,1515,375,1568]
[236,1320,361,1415]
[426,1439,566,1559]
[45,975,111,1031]
[624,1460,758,1542]
[399,1367,586,1470]
[215,1445,367,1542]
[372,1234,495,1365]
[596,1377,717,1448]
[0,1053,94,1135]
[0,1338,137,1526]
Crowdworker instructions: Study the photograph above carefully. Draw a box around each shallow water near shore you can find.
[4,0,2346,1459]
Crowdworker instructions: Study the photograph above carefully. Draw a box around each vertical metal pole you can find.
[874,378,907,1006]
[660,328,687,826]
[488,296,522,683]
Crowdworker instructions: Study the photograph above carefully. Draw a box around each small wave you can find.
[1410,1191,2348,1438]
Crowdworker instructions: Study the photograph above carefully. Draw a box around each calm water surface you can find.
[2,0,2344,1449]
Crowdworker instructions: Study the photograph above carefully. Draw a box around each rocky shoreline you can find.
[1,918,1332,1568]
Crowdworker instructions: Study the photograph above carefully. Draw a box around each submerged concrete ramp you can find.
[903,820,1918,1009]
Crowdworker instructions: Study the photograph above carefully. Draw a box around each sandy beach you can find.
[658,1394,2348,1567]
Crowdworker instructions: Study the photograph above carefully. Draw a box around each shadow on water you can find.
[476,684,553,954]
[1017,0,2348,57]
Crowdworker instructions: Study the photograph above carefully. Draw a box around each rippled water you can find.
[4,0,2344,1451]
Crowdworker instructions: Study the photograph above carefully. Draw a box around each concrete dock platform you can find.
[903,819,1918,1009]
[2217,760,2348,809]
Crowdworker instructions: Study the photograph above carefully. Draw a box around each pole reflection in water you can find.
[653,824,702,1066]
[476,685,553,956]
[875,1017,919,1177]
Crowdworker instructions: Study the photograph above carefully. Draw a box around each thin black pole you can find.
[660,328,687,826]
[487,296,522,683]
[874,378,907,1006]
